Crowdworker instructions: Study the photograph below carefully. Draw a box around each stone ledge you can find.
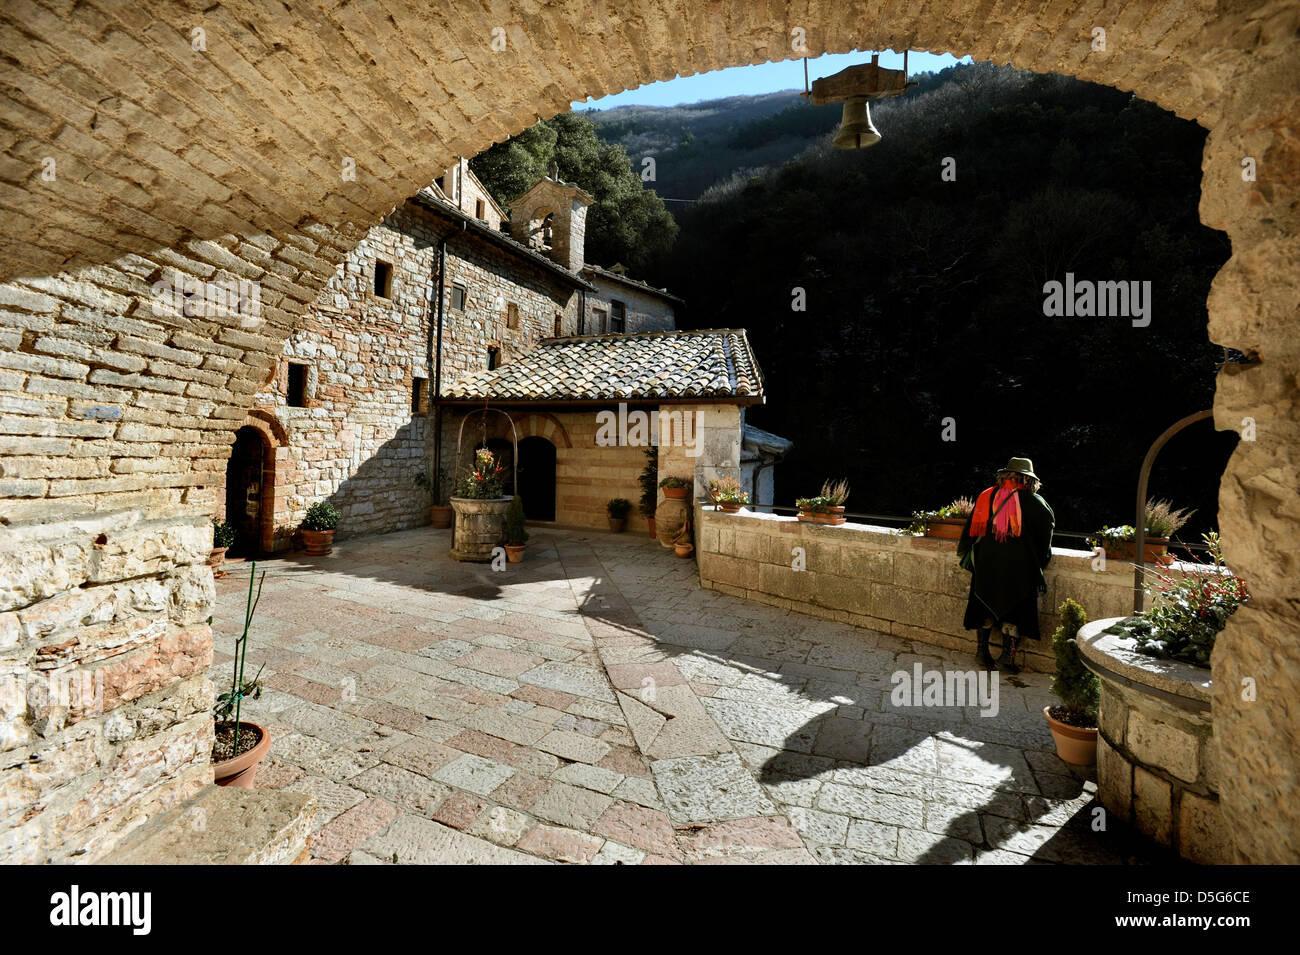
[1077,617,1212,712]
[102,785,316,865]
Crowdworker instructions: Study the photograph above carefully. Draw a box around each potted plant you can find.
[638,447,658,539]
[213,564,271,788]
[1044,598,1100,765]
[904,497,976,539]
[209,517,236,576]
[301,501,340,556]
[796,478,849,525]
[416,463,453,529]
[1123,532,1249,668]
[450,447,513,562]
[659,475,691,500]
[707,476,749,513]
[673,512,694,558]
[607,497,632,532]
[504,494,528,562]
[1087,498,1194,562]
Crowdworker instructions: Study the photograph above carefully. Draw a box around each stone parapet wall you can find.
[697,509,1198,672]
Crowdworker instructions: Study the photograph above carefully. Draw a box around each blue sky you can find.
[571,50,972,110]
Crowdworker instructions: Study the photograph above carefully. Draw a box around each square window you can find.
[287,362,308,407]
[374,260,393,298]
[451,283,467,311]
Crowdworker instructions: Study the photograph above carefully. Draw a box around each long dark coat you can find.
[957,488,1055,638]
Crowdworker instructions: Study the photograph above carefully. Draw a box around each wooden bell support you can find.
[804,53,916,149]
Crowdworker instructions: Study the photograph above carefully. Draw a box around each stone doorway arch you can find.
[1,1,1296,863]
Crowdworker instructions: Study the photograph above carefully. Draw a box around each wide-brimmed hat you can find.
[998,456,1038,480]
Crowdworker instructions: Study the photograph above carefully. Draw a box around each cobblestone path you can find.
[212,527,1171,864]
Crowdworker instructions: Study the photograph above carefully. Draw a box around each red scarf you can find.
[969,480,1023,541]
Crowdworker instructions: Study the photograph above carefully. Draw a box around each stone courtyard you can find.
[212,527,1172,865]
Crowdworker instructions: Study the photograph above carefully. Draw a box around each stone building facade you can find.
[581,264,681,335]
[222,181,588,550]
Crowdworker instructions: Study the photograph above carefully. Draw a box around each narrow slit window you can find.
[475,198,486,220]
[487,346,500,371]
[287,362,308,407]
[374,260,393,298]
[610,300,626,333]
[507,302,519,330]
[411,377,426,414]
[553,314,563,337]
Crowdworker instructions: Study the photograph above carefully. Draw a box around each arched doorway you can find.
[225,426,267,557]
[517,436,557,522]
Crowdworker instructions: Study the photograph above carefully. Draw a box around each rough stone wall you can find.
[584,276,678,334]
[0,0,1295,862]
[698,509,1225,674]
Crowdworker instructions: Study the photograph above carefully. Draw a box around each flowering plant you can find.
[1126,533,1249,668]
[708,476,749,506]
[903,496,975,535]
[455,448,508,499]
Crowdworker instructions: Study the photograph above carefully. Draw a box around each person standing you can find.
[957,457,1055,673]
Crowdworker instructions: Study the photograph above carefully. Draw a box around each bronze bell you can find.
[832,98,881,149]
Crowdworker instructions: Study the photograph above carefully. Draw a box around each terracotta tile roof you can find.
[441,329,765,403]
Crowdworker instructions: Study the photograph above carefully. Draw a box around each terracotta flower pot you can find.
[213,721,272,789]
[674,542,694,558]
[1043,706,1098,766]
[505,544,525,563]
[814,507,846,525]
[207,546,228,569]
[718,502,742,513]
[608,517,627,533]
[925,518,965,540]
[301,528,335,555]
[662,486,689,500]
[430,504,453,529]
[647,517,657,539]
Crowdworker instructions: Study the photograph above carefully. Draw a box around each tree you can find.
[471,112,678,275]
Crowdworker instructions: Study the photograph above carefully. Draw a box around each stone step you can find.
[102,786,316,865]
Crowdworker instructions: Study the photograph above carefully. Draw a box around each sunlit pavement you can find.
[211,526,1173,864]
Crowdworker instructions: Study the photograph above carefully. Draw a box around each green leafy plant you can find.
[455,447,507,499]
[638,447,658,517]
[708,476,749,505]
[659,475,691,490]
[797,479,850,513]
[415,463,450,506]
[211,517,236,549]
[505,495,529,546]
[302,501,340,531]
[213,564,267,756]
[1126,532,1249,668]
[903,496,975,535]
[1049,598,1099,727]
[607,497,632,519]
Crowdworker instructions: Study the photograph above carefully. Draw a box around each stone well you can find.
[1077,617,1226,864]
[449,497,511,562]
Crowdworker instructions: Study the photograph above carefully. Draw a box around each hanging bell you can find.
[832,98,881,150]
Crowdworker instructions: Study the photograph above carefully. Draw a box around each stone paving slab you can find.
[212,526,1171,865]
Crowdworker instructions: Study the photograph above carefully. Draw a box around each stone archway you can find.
[1,2,1296,863]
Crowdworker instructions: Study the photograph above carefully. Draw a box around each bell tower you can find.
[508,164,594,273]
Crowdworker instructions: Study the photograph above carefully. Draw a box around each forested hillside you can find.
[658,64,1234,541]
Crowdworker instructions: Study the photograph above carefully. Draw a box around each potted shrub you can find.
[904,497,975,540]
[659,475,692,500]
[504,494,528,562]
[213,564,271,788]
[1088,498,1194,562]
[707,476,749,513]
[796,478,849,525]
[607,497,632,532]
[1044,598,1100,765]
[416,463,453,529]
[1123,532,1249,668]
[450,448,512,562]
[673,512,694,558]
[638,447,658,539]
[301,501,340,556]
[209,518,236,576]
